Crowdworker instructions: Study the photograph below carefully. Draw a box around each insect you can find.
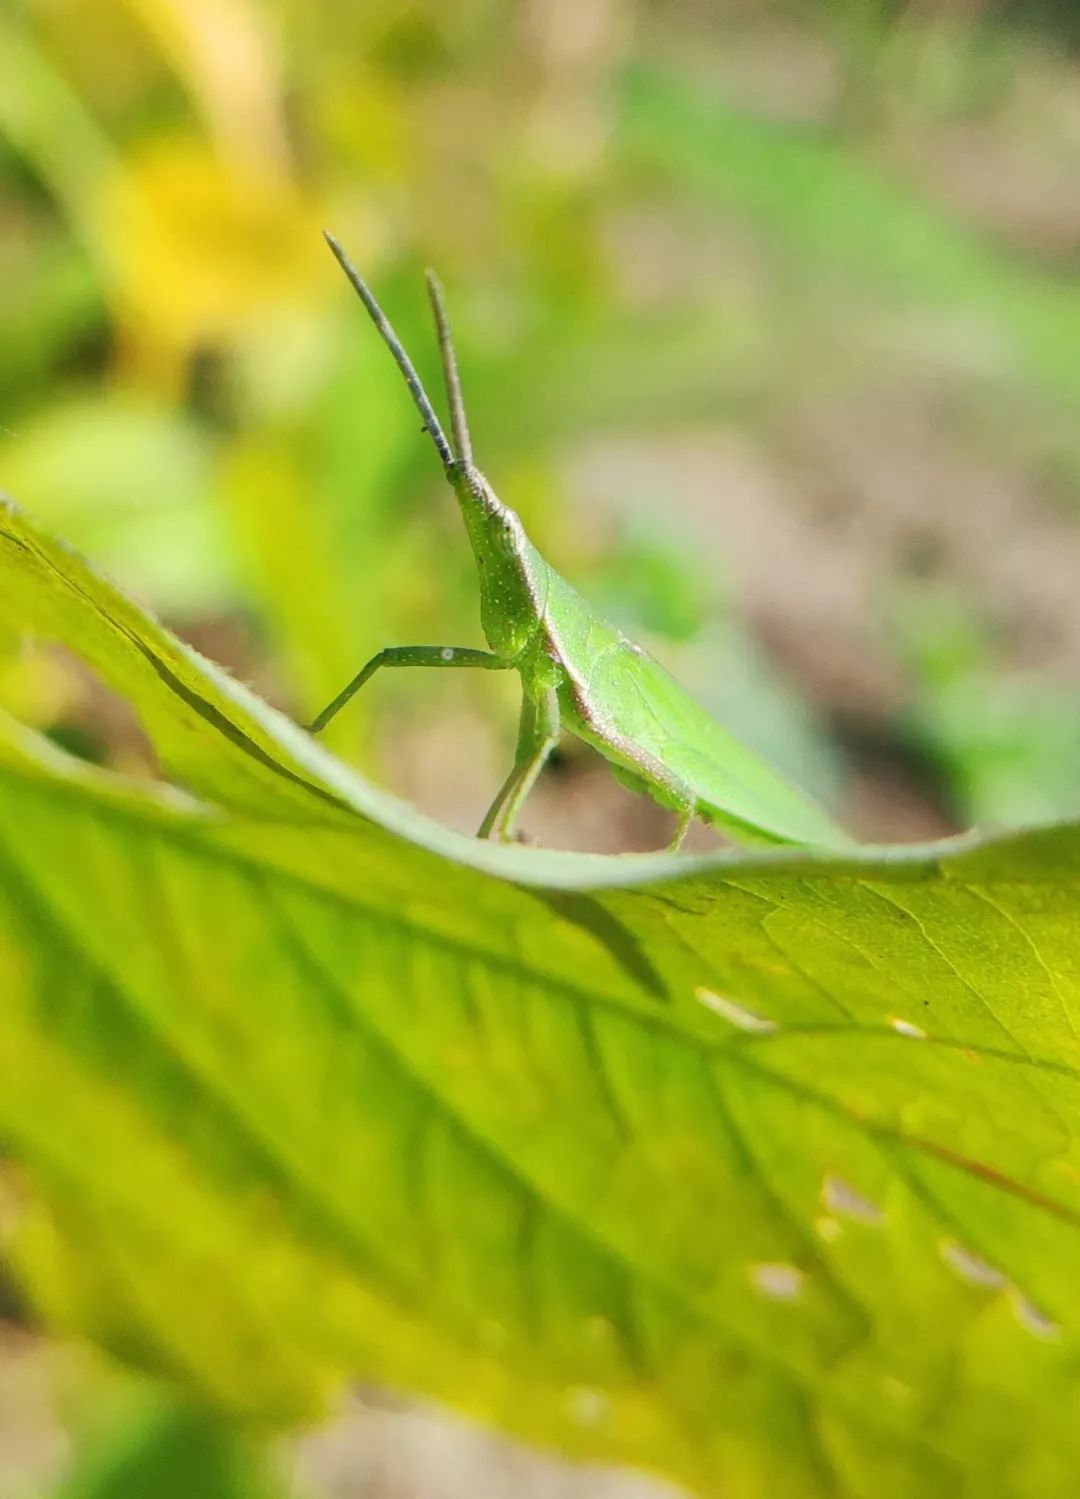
[310,232,850,851]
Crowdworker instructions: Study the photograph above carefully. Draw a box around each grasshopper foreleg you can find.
[308,646,513,734]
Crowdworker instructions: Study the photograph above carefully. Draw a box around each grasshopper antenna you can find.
[323,231,454,471]
[425,269,473,469]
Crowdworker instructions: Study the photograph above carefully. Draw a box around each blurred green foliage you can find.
[3,1,1080,833]
[53,1393,287,1499]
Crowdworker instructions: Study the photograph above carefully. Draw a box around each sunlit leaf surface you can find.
[3,498,1080,1498]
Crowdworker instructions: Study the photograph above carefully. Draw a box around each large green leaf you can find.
[2,496,1080,1497]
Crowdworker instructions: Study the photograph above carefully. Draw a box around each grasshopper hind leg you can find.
[606,757,696,850]
[669,801,695,850]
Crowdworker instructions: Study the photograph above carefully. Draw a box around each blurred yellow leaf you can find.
[121,0,290,172]
[100,137,325,383]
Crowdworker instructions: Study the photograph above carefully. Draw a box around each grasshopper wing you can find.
[565,629,849,848]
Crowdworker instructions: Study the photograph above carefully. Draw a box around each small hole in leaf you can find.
[939,1239,1006,1290]
[749,1262,804,1300]
[1010,1291,1059,1341]
[822,1174,883,1225]
[888,1016,926,1039]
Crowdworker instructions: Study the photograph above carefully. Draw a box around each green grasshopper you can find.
[310,233,849,850]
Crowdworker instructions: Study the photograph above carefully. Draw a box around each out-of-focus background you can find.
[9,0,1080,858]
[5,0,1080,1491]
